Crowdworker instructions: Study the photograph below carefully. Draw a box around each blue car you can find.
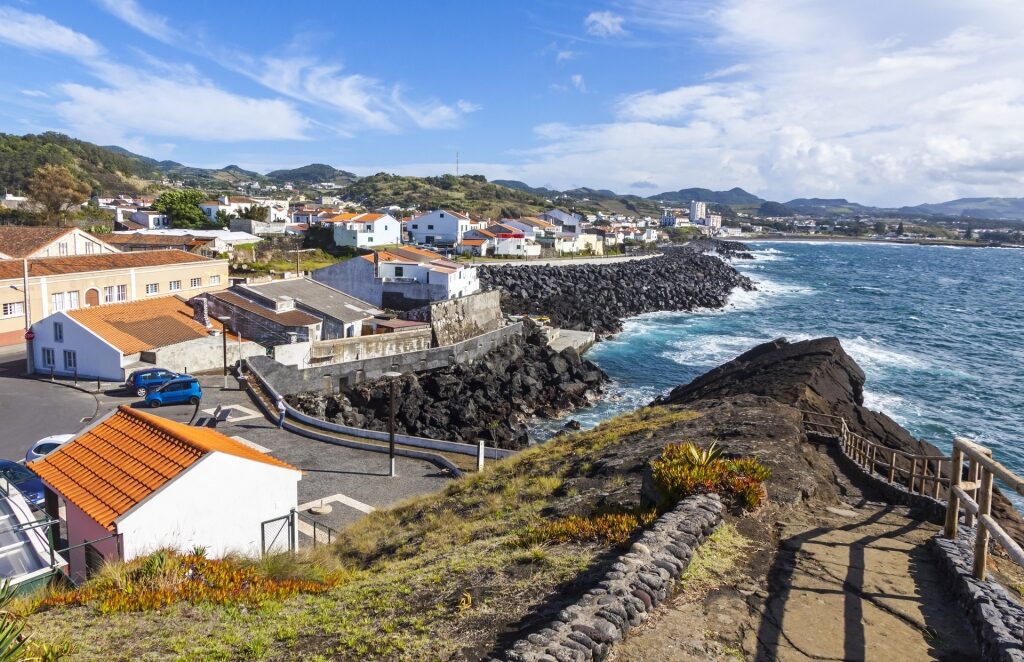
[0,460,45,510]
[126,368,179,397]
[144,376,202,408]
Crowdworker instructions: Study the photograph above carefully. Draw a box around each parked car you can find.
[24,433,74,464]
[126,368,179,397]
[0,460,45,509]
[144,376,202,408]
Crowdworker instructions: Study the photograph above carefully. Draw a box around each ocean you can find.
[544,241,1024,490]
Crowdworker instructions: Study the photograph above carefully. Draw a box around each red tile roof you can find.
[0,250,218,280]
[66,296,230,354]
[0,226,75,258]
[29,406,298,530]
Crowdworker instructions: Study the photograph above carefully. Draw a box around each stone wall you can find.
[427,290,504,346]
[309,327,433,365]
[141,335,265,375]
[929,530,1024,661]
[248,322,523,395]
[492,494,724,662]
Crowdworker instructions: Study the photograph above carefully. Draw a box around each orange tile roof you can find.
[29,406,298,530]
[327,212,386,224]
[0,226,75,258]
[461,238,487,246]
[0,250,218,280]
[66,296,230,354]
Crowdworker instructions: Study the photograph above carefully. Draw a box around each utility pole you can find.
[217,316,230,389]
[288,248,315,277]
[383,371,402,477]
[22,258,33,375]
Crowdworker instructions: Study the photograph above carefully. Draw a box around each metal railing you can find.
[944,437,1024,580]
[802,410,951,498]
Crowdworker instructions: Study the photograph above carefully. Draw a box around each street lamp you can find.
[382,371,402,478]
[216,316,231,389]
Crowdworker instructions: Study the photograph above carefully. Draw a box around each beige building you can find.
[0,226,119,259]
[0,250,229,346]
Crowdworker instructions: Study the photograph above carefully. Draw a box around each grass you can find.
[26,405,703,660]
[679,523,751,595]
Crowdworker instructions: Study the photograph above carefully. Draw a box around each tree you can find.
[27,164,91,226]
[239,205,269,222]
[215,209,235,227]
[873,221,887,234]
[965,224,973,239]
[896,221,905,236]
[154,189,209,228]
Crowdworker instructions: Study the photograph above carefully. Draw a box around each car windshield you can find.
[34,443,60,455]
[0,465,34,483]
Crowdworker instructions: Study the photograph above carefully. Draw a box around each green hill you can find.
[0,132,157,195]
[900,197,1024,221]
[340,173,549,218]
[649,186,764,206]
[266,163,358,186]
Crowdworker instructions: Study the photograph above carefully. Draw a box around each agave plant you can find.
[0,579,27,661]
[684,441,724,469]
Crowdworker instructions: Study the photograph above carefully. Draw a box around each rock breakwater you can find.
[479,245,754,335]
[288,322,607,449]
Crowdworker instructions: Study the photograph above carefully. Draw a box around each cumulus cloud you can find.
[585,11,626,37]
[0,6,104,58]
[93,0,179,42]
[571,74,587,93]
[507,0,1024,205]
[556,50,577,62]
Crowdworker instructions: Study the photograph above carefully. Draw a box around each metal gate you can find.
[260,512,295,555]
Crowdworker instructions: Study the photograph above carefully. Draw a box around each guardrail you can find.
[802,410,950,498]
[944,437,1024,580]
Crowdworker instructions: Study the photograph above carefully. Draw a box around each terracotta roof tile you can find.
[29,406,298,530]
[66,296,228,354]
[0,250,217,280]
[0,226,75,258]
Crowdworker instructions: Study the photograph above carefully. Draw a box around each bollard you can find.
[74,368,78,386]
[97,376,101,392]
[50,366,54,381]
[477,439,485,472]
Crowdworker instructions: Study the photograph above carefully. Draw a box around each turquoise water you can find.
[557,241,1024,482]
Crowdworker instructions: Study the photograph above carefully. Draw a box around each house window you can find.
[169,280,182,292]
[439,213,445,218]
[103,285,127,303]
[51,291,80,312]
[209,275,221,285]
[146,283,159,295]
[1,302,23,318]
[367,236,373,243]
[190,277,202,288]
[394,266,404,277]
[41,348,55,367]
[63,350,77,371]
[412,224,418,229]
[58,242,69,256]
[85,242,95,254]
[53,322,63,343]
[427,224,434,230]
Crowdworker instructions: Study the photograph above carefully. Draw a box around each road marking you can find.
[230,436,270,453]
[298,493,376,515]
[200,403,261,423]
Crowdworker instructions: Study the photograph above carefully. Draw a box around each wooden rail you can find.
[944,437,1024,579]
[803,410,1024,580]
[801,410,951,499]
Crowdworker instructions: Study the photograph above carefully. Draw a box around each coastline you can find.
[745,234,1020,249]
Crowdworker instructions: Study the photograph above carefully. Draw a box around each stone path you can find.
[613,501,981,661]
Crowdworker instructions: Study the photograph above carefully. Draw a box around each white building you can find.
[112,228,262,253]
[690,200,708,223]
[329,213,402,248]
[29,406,301,581]
[406,209,472,246]
[199,196,290,223]
[0,226,119,259]
[129,210,170,229]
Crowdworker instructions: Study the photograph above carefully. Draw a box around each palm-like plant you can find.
[0,579,27,661]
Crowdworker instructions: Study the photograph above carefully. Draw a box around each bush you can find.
[517,509,657,548]
[651,442,771,511]
[38,550,346,614]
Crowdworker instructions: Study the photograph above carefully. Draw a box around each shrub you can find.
[38,551,345,614]
[517,509,657,548]
[651,443,771,511]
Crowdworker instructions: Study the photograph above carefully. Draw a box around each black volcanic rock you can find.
[288,322,607,450]
[479,246,754,335]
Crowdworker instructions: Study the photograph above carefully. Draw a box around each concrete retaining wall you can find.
[249,322,523,394]
[142,335,265,375]
[929,530,1024,661]
[308,327,433,365]
[493,494,724,662]
[428,290,504,346]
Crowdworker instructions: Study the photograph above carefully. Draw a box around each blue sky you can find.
[1,1,1023,206]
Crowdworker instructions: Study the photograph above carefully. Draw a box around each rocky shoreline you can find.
[288,322,607,449]
[478,243,755,335]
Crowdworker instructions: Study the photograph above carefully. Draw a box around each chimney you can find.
[373,250,380,278]
[192,297,211,328]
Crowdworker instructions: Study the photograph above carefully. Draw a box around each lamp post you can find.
[382,371,402,478]
[217,316,230,389]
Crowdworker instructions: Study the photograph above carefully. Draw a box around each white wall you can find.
[116,452,300,559]
[31,311,124,381]
[407,210,468,245]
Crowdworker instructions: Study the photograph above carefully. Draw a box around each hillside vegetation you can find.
[341,173,550,218]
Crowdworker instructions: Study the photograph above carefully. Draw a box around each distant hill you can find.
[899,197,1024,221]
[340,173,549,218]
[784,198,885,216]
[492,180,560,198]
[265,163,358,186]
[649,187,764,206]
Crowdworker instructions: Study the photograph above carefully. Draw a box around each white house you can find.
[112,228,262,253]
[29,406,301,581]
[0,226,119,259]
[539,209,584,235]
[128,210,170,229]
[406,209,471,246]
[199,196,290,223]
[329,213,401,248]
[464,223,541,258]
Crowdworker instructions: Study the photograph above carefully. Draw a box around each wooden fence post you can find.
[973,467,994,580]
[944,446,963,539]
[965,458,980,529]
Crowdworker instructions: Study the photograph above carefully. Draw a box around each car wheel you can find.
[149,400,161,408]
[136,387,148,397]
[188,396,200,405]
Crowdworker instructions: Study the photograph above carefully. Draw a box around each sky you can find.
[1,0,1023,206]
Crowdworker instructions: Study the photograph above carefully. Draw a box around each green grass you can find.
[26,406,702,660]
[679,523,751,595]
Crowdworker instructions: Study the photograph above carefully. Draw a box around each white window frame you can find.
[2,302,24,318]
[190,277,202,288]
[169,280,182,292]
[209,275,221,286]
[145,283,159,295]
[63,349,76,371]
[53,322,63,343]
[41,347,55,367]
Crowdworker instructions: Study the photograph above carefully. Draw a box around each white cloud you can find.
[571,74,587,93]
[501,0,1024,205]
[457,100,482,113]
[556,50,577,62]
[19,89,48,98]
[93,0,178,42]
[0,6,103,58]
[585,11,626,37]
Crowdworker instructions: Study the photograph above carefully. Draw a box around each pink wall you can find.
[54,491,121,584]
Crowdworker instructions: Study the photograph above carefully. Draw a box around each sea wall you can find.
[492,494,724,662]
